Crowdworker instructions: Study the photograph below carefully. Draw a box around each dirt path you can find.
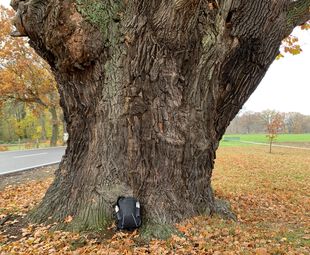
[240,141,310,150]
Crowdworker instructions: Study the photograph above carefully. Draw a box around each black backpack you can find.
[114,196,141,230]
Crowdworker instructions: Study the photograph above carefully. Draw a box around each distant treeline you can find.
[226,110,310,134]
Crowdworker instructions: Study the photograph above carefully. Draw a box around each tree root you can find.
[214,198,237,222]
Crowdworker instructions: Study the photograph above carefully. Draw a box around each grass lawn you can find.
[224,133,310,143]
[0,146,309,254]
[0,143,63,151]
[6,144,50,151]
[213,146,310,253]
[221,133,310,147]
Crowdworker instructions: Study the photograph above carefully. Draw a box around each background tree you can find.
[262,110,285,153]
[285,112,310,133]
[8,0,310,229]
[0,100,64,147]
[0,6,62,146]
[226,110,310,135]
[239,111,265,134]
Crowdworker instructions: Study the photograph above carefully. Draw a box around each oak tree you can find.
[9,0,310,229]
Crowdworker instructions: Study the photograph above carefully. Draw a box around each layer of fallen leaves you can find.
[0,146,309,254]
[0,179,52,216]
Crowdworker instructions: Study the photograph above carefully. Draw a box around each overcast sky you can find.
[1,0,309,115]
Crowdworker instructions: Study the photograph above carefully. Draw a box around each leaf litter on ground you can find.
[0,146,309,254]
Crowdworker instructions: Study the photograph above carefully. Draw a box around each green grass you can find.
[219,140,250,147]
[0,143,62,151]
[6,144,51,151]
[220,133,310,147]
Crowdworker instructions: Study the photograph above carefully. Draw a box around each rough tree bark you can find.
[11,0,310,229]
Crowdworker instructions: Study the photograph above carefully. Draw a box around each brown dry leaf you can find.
[64,215,73,223]
[302,235,310,240]
[255,247,269,255]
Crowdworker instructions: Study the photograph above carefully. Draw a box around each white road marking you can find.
[0,161,61,175]
[13,152,48,158]
[0,146,66,154]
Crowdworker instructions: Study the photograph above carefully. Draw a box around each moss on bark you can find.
[76,0,123,42]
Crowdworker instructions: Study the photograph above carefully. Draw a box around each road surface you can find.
[0,147,66,175]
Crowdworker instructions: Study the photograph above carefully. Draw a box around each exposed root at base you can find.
[138,221,181,242]
[214,198,237,221]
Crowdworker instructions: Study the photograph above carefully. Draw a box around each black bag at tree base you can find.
[114,196,141,230]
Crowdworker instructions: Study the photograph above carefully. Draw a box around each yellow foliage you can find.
[0,6,58,109]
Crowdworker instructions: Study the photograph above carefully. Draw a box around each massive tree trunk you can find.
[11,0,309,229]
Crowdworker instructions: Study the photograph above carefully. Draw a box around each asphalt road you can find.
[0,147,66,175]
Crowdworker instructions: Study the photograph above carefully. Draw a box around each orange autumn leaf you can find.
[64,215,73,223]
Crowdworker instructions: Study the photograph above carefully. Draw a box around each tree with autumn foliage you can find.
[0,6,61,146]
[7,0,310,231]
[262,110,285,153]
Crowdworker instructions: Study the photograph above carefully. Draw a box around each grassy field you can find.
[0,143,63,151]
[221,133,310,147]
[6,144,50,151]
[1,145,309,254]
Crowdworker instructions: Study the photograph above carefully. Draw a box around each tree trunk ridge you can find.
[10,0,310,229]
